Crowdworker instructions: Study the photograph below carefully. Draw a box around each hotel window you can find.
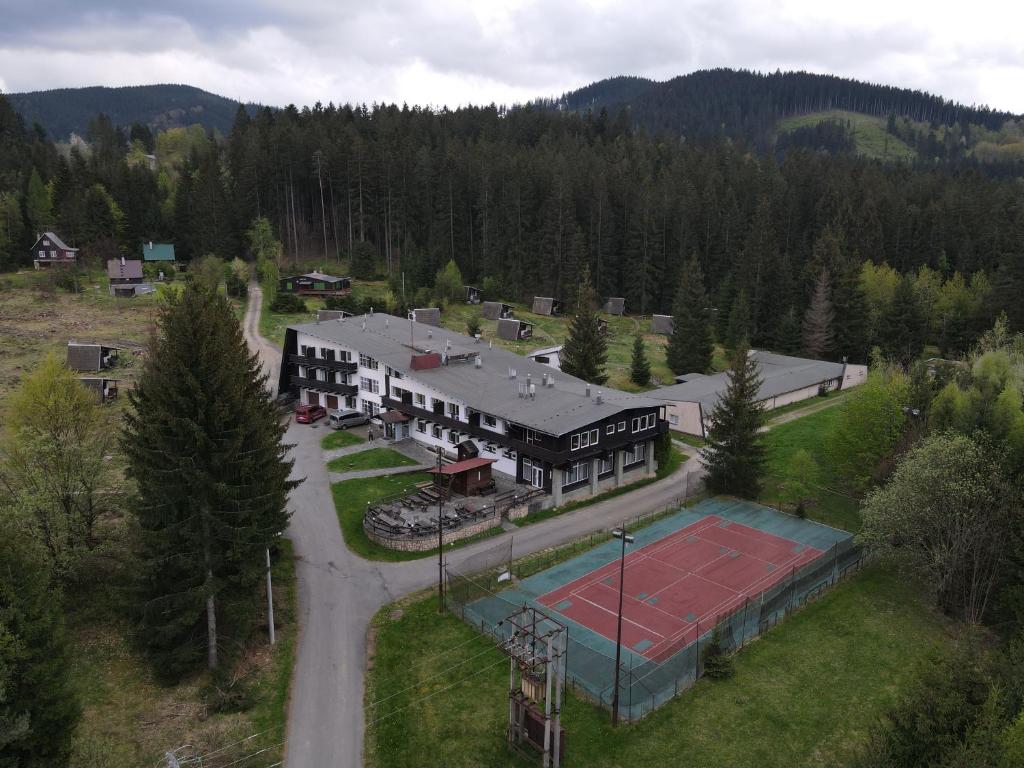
[623,442,647,465]
[448,430,459,445]
[483,414,497,427]
[359,354,378,370]
[414,392,426,406]
[432,425,443,440]
[361,401,380,417]
[524,428,542,446]
[631,414,655,432]
[570,428,601,451]
[669,414,680,426]
[416,419,427,434]
[320,347,334,361]
[562,460,590,488]
[600,455,614,474]
[447,403,460,419]
[618,421,626,432]
[606,424,615,435]
[360,377,379,394]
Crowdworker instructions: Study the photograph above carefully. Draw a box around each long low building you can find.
[278,313,669,506]
[651,351,868,437]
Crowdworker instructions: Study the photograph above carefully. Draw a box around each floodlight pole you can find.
[611,525,634,726]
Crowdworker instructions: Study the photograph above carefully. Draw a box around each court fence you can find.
[446,533,862,721]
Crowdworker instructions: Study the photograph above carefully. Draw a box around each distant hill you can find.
[543,69,1023,161]
[4,84,262,141]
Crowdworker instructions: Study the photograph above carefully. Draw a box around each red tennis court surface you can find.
[538,514,823,663]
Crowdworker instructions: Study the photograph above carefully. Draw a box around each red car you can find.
[295,403,327,423]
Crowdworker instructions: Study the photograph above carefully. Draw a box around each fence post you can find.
[787,565,796,614]
[831,542,839,585]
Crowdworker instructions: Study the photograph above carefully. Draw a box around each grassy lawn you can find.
[764,389,848,423]
[322,429,365,450]
[327,447,419,473]
[331,473,503,562]
[674,432,706,449]
[0,268,158,404]
[70,541,297,766]
[366,565,950,768]
[258,293,323,347]
[761,405,861,532]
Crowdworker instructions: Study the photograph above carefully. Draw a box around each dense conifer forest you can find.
[1,70,1023,364]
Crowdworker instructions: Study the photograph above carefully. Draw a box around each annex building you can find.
[651,351,868,437]
[279,313,668,505]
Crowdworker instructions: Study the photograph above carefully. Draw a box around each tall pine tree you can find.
[701,346,767,498]
[0,503,80,766]
[880,275,927,368]
[666,254,714,375]
[802,269,835,359]
[560,265,608,384]
[630,334,652,387]
[123,279,296,680]
[726,288,752,350]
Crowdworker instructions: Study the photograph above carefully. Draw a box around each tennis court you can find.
[538,514,824,663]
[448,498,859,719]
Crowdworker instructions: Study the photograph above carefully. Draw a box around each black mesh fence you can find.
[447,536,862,721]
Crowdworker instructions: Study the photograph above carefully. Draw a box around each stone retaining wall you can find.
[365,514,501,552]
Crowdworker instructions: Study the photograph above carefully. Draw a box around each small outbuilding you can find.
[531,297,564,316]
[430,457,496,497]
[316,308,353,322]
[279,272,352,297]
[107,256,148,297]
[140,241,175,263]
[67,342,119,372]
[603,297,625,315]
[527,345,562,370]
[78,376,119,404]
[482,301,513,320]
[497,317,533,341]
[652,314,674,335]
[464,286,482,304]
[31,232,78,269]
[409,307,441,327]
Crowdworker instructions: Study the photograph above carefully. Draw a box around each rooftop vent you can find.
[541,373,548,387]
[529,381,536,399]
[474,356,482,368]
[385,318,389,327]
[369,307,374,316]
[547,377,554,388]
[585,383,591,398]
[428,329,433,339]
[596,391,603,405]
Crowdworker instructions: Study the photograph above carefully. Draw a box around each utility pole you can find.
[437,446,445,614]
[314,151,329,267]
[266,547,276,646]
[611,525,635,726]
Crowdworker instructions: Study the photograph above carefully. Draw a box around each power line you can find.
[368,643,500,708]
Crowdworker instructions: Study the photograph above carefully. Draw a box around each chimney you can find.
[596,391,603,405]
[586,383,591,398]
[474,356,482,369]
[541,373,548,387]
[547,377,554,388]
[428,329,433,338]
[385,318,389,327]
[120,255,126,266]
[369,306,374,316]
[148,241,153,250]
[529,382,536,399]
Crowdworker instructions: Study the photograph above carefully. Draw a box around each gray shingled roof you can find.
[40,232,78,252]
[290,313,660,434]
[649,351,846,409]
[107,258,144,280]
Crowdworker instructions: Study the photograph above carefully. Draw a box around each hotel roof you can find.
[289,313,661,434]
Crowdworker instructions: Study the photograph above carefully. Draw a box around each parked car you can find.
[295,403,327,423]
[328,409,370,430]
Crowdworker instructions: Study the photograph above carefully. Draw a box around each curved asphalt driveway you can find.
[242,284,702,767]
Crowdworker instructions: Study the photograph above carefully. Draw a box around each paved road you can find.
[241,284,701,767]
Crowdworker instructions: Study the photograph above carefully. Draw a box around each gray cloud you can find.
[0,0,1021,113]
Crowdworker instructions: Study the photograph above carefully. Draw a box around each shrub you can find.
[466,315,481,337]
[702,625,735,680]
[270,293,307,313]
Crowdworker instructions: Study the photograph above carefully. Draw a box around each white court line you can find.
[564,590,669,640]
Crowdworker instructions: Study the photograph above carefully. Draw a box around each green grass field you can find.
[366,566,950,768]
[322,429,365,450]
[776,110,917,162]
[761,405,860,532]
[70,541,297,766]
[327,447,419,473]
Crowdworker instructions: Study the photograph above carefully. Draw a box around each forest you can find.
[0,69,1023,366]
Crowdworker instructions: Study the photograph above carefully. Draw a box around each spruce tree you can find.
[802,269,835,359]
[667,254,714,375]
[880,276,927,368]
[560,265,608,384]
[831,259,871,363]
[725,288,752,350]
[0,504,80,766]
[701,346,767,498]
[123,279,296,680]
[770,306,802,354]
[630,334,651,387]
[24,168,52,234]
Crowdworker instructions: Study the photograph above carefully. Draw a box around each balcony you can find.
[290,375,357,396]
[289,354,356,373]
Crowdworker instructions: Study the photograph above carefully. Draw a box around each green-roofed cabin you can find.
[278,271,352,297]
[141,241,175,262]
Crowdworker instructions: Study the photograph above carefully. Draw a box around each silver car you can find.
[328,409,370,430]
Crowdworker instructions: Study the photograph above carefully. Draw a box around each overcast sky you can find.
[1,0,1022,113]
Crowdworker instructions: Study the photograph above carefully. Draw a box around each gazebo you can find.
[429,457,496,496]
